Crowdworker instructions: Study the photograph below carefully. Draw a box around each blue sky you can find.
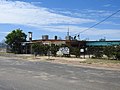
[0,0,120,42]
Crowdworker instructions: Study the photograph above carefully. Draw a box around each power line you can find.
[73,9,120,37]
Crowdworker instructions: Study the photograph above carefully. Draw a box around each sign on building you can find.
[59,47,70,55]
[80,49,84,52]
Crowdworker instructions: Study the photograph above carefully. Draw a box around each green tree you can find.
[89,46,103,59]
[70,47,80,58]
[43,44,50,56]
[5,29,27,54]
[103,46,115,59]
[32,43,43,55]
[50,44,59,56]
[32,43,51,56]
[114,46,120,60]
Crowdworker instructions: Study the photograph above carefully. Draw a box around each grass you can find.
[80,59,120,64]
[0,52,120,65]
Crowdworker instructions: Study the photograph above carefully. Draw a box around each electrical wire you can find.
[73,9,120,37]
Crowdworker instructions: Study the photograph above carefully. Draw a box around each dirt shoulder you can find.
[27,56,120,71]
[0,53,120,71]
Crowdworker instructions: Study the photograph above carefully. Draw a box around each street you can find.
[0,56,120,90]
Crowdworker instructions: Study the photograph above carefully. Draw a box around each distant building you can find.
[21,32,120,54]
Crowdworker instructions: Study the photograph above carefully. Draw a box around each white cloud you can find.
[84,28,120,36]
[0,31,9,34]
[52,9,119,20]
[0,0,96,29]
[78,28,120,40]
[103,21,120,26]
[103,4,111,7]
[40,25,84,33]
[30,1,42,5]
[39,25,120,39]
[0,0,119,40]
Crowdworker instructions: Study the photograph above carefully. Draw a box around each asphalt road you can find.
[0,56,120,90]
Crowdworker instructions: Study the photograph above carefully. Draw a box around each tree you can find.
[43,44,50,56]
[32,43,50,56]
[32,43,43,55]
[88,46,103,59]
[5,29,27,54]
[70,47,80,58]
[113,46,120,60]
[50,44,59,56]
[103,46,115,59]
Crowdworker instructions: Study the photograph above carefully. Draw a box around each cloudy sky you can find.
[0,0,120,41]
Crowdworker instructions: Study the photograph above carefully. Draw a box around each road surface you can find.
[0,56,120,90]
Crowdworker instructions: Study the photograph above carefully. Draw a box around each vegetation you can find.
[103,46,115,59]
[70,47,80,57]
[88,46,103,59]
[113,46,120,60]
[32,43,44,55]
[88,46,120,60]
[5,29,27,54]
[32,43,50,56]
[31,42,120,60]
[32,43,72,57]
[50,44,59,56]
[5,29,120,60]
[80,59,120,64]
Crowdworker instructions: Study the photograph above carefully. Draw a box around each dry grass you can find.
[80,59,120,64]
[1,53,120,69]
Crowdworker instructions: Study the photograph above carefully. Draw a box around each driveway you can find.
[0,56,120,90]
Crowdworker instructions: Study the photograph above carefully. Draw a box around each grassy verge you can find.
[79,59,120,64]
[0,52,33,59]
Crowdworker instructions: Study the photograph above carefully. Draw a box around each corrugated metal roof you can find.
[86,41,120,46]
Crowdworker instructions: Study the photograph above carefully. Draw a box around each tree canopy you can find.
[5,29,27,53]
